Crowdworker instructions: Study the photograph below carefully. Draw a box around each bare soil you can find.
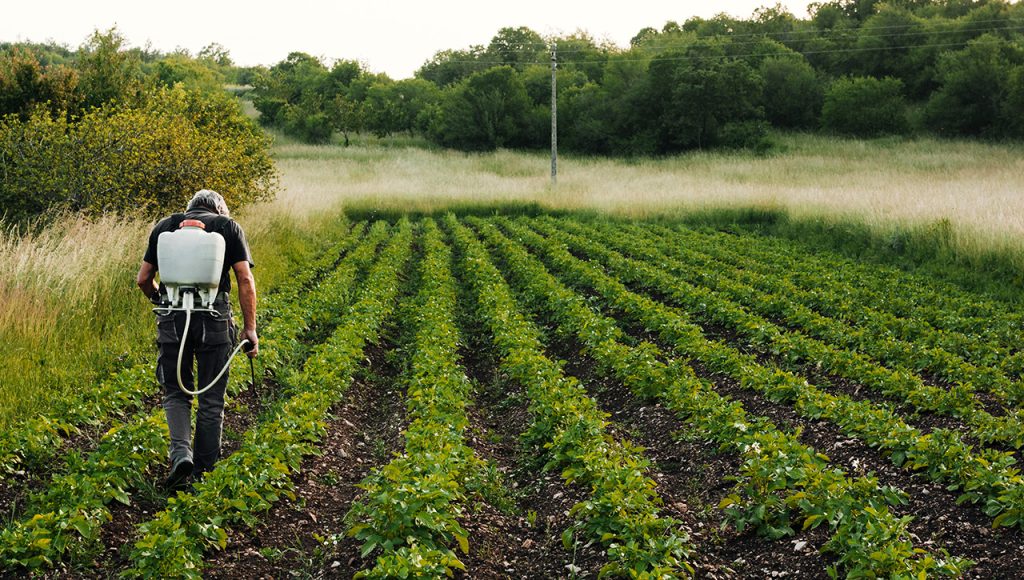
[201,341,408,578]
[455,336,607,579]
[548,335,833,580]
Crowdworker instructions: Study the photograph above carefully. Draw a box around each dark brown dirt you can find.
[201,341,408,579]
[455,339,607,579]
[692,360,1024,579]
[547,336,832,580]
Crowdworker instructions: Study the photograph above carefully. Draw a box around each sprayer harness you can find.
[154,218,254,396]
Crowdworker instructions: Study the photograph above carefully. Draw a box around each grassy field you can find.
[1,130,1022,426]
[274,131,1024,258]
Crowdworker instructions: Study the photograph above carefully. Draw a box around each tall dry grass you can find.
[0,213,151,423]
[273,132,1024,260]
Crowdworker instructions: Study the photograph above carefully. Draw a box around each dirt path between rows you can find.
[200,341,408,578]
[548,334,833,580]
[455,337,606,578]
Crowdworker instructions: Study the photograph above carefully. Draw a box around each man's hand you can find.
[241,328,259,358]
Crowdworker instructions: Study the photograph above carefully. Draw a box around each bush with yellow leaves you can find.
[0,85,277,223]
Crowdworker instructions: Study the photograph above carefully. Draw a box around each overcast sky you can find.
[4,1,811,79]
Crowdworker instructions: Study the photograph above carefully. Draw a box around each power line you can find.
[487,19,1024,57]
[482,16,1024,53]
[428,32,1024,68]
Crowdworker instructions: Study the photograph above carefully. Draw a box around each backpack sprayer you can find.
[154,219,253,396]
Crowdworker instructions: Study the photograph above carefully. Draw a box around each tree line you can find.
[252,0,1024,153]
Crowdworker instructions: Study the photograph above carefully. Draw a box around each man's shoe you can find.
[163,458,193,491]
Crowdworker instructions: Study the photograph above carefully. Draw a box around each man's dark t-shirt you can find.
[142,208,254,296]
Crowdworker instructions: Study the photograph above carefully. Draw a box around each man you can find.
[136,189,259,491]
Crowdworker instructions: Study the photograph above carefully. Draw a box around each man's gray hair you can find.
[186,189,230,217]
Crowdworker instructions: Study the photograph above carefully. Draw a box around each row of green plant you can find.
[0,221,363,483]
[345,219,483,577]
[658,222,1024,361]
[444,215,693,578]
[124,220,414,578]
[0,220,364,572]
[469,217,969,578]
[0,363,153,477]
[0,410,168,570]
[500,217,1024,531]
[614,220,1024,406]
[548,217,1024,445]
[259,221,389,371]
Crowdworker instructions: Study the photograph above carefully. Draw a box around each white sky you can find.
[4,1,811,79]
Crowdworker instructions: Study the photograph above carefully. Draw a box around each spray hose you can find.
[166,291,254,396]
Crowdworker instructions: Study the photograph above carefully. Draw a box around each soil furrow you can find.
[201,340,408,578]
[452,309,606,578]
[547,334,833,580]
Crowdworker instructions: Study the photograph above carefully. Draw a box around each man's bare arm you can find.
[137,261,158,300]
[232,260,258,357]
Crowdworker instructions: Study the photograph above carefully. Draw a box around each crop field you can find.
[2,213,1023,579]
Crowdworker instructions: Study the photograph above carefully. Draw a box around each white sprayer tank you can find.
[157,223,225,308]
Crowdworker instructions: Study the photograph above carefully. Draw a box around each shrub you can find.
[426,66,533,151]
[923,35,1024,137]
[718,120,774,153]
[760,56,822,129]
[0,86,276,223]
[821,76,909,137]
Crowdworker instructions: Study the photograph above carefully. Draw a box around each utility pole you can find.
[550,42,557,187]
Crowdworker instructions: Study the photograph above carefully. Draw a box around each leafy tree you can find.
[485,27,546,71]
[76,28,142,109]
[822,75,909,135]
[0,41,73,67]
[630,27,660,47]
[924,34,1024,136]
[250,52,338,141]
[323,59,365,99]
[520,64,586,106]
[760,55,823,128]
[327,94,363,146]
[416,47,488,87]
[552,32,610,83]
[1003,64,1024,137]
[752,4,800,37]
[151,54,223,93]
[646,42,765,151]
[0,49,80,118]
[854,6,927,91]
[562,54,651,155]
[198,43,233,68]
[363,78,440,137]
[427,66,532,150]
[809,1,855,29]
